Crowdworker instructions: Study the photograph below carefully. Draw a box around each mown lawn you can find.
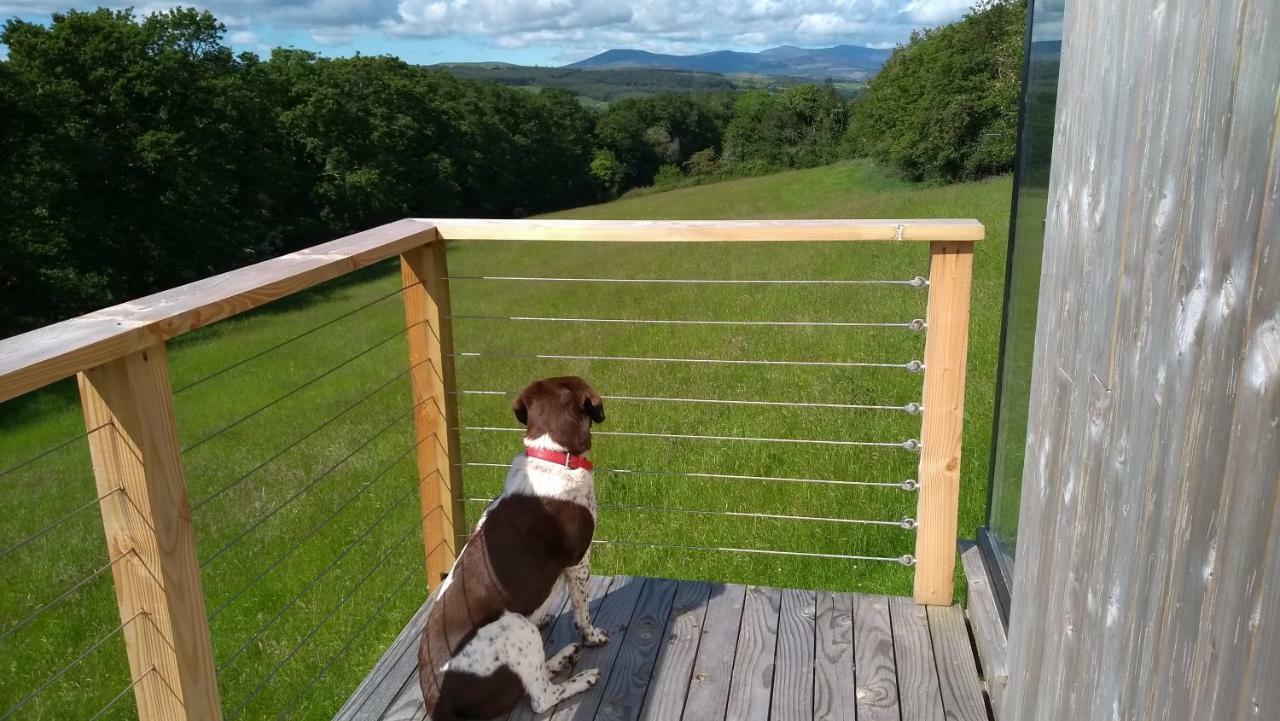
[0,159,1010,720]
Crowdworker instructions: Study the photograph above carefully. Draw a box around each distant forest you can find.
[437,63,860,104]
[436,64,737,102]
[0,2,1024,335]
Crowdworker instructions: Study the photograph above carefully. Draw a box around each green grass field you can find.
[0,159,1011,720]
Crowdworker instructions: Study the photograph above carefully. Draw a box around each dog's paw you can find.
[579,626,609,647]
[569,668,600,690]
[545,642,581,675]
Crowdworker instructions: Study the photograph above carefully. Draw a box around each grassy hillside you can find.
[0,160,1010,719]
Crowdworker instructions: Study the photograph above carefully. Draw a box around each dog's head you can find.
[512,376,605,455]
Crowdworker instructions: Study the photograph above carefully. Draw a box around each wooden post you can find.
[913,241,974,606]
[77,344,222,721]
[400,233,464,586]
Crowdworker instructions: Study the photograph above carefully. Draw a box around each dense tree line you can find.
[848,0,1025,182]
[0,3,1023,335]
[0,8,602,335]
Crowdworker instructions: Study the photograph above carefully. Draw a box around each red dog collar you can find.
[525,446,594,471]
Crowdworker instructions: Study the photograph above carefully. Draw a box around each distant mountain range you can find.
[567,45,894,81]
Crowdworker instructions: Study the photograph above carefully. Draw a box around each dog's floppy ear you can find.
[582,388,605,424]
[512,390,530,426]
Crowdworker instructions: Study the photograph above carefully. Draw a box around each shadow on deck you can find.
[334,575,991,721]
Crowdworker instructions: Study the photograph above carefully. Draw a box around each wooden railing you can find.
[0,217,980,721]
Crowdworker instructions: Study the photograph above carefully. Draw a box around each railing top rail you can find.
[421,218,985,242]
[0,219,438,404]
[0,216,983,404]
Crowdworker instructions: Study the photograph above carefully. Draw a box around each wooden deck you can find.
[334,576,991,721]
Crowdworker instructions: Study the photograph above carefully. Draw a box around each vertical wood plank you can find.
[680,584,747,721]
[852,594,899,721]
[770,588,816,721]
[596,578,680,721]
[78,344,222,721]
[959,547,1007,718]
[1002,0,1280,720]
[813,592,855,721]
[890,597,944,721]
[637,581,712,721]
[400,234,463,586]
[914,241,974,605]
[928,605,986,721]
[725,585,782,721]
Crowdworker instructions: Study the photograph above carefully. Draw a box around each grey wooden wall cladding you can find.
[1003,0,1280,719]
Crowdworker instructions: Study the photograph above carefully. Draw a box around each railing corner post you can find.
[77,342,223,721]
[400,229,464,588]
[913,240,975,606]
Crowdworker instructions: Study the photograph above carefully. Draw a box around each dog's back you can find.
[419,491,595,720]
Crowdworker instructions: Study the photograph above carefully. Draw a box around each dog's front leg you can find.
[564,556,608,647]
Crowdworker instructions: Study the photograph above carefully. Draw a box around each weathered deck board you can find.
[852,594,899,721]
[813,592,856,721]
[336,577,990,721]
[724,585,782,721]
[594,579,679,721]
[770,588,816,721]
[928,605,987,721]
[678,584,747,721]
[636,581,712,721]
[889,596,944,721]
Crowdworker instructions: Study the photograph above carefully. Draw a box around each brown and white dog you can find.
[418,376,608,720]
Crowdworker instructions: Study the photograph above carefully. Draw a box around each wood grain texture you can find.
[959,547,1006,719]
[77,344,221,721]
[680,584,747,721]
[636,581,712,721]
[813,592,855,721]
[851,594,898,721]
[769,588,815,721]
[595,578,679,721]
[890,597,944,721]
[927,605,985,721]
[340,580,995,721]
[913,241,974,605]
[400,241,464,585]
[377,672,427,721]
[724,585,782,721]
[1002,1,1280,720]
[1,219,437,403]
[422,218,985,242]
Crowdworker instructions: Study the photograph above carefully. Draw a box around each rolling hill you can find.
[568,44,893,81]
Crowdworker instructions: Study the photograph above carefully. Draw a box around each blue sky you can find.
[1,1,975,65]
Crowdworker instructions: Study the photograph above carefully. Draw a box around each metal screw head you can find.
[902,439,921,452]
[900,517,917,530]
[900,479,919,491]
[904,402,922,415]
[909,276,929,289]
[906,360,924,373]
[899,554,917,566]
[907,318,926,332]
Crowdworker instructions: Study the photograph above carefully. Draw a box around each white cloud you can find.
[1,0,976,58]
[902,0,972,23]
